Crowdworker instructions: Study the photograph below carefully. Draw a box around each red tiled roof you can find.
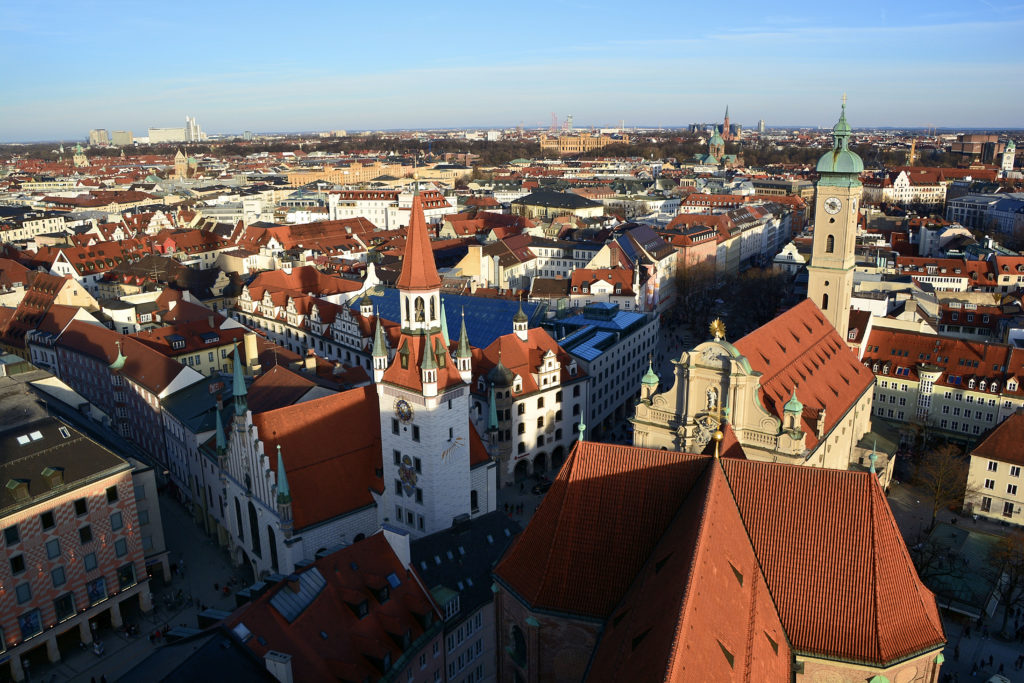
[495,443,709,618]
[395,195,441,291]
[495,441,946,670]
[733,299,875,450]
[588,462,790,682]
[227,532,440,683]
[971,409,1024,465]
[381,332,463,393]
[252,386,383,530]
[722,458,945,665]
[246,365,318,414]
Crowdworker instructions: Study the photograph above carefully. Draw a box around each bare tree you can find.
[988,531,1024,637]
[916,444,970,530]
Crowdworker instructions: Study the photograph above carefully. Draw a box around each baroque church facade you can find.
[633,102,875,469]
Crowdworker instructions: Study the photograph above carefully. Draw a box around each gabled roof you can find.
[971,409,1024,465]
[252,385,383,530]
[495,441,946,671]
[227,532,440,683]
[395,195,441,292]
[733,299,875,450]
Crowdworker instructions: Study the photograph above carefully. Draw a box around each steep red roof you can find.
[495,443,709,618]
[394,195,441,291]
[722,458,945,665]
[495,441,946,671]
[588,462,790,682]
[733,299,875,450]
[252,386,383,530]
[246,365,318,414]
[971,409,1024,465]
[381,332,463,393]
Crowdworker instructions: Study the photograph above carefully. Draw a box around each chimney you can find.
[304,351,317,373]
[286,574,301,593]
[208,314,215,328]
[264,651,293,683]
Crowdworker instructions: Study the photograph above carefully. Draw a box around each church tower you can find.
[723,105,732,141]
[174,149,188,179]
[377,187,475,538]
[1002,139,1016,176]
[72,143,88,168]
[806,98,863,342]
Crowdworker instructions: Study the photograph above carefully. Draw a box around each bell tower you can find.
[806,96,863,342]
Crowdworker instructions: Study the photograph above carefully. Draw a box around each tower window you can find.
[822,293,829,310]
[825,235,834,253]
[414,297,425,322]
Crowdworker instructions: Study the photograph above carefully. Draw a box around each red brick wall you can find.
[495,587,601,683]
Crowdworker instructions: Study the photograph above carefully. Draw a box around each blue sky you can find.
[2,0,1022,141]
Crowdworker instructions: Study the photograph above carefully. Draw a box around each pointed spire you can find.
[456,308,472,359]
[395,192,441,291]
[276,445,291,504]
[215,406,227,454]
[109,340,126,371]
[439,297,450,345]
[372,318,387,358]
[513,297,528,324]
[232,344,247,416]
[577,416,587,442]
[420,337,438,371]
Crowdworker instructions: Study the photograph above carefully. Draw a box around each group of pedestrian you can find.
[504,502,524,515]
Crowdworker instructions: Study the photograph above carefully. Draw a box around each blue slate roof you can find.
[356,288,548,349]
[563,330,616,361]
[557,309,646,332]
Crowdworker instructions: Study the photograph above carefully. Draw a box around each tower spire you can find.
[232,344,247,416]
[395,190,441,291]
[276,445,291,504]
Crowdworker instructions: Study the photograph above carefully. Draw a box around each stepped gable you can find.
[722,458,945,666]
[733,299,874,449]
[394,194,441,291]
[587,462,791,682]
[252,385,383,530]
[494,442,709,619]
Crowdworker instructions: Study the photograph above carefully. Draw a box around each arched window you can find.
[247,501,261,557]
[826,234,835,253]
[405,298,410,323]
[414,297,425,322]
[234,499,244,541]
[429,297,436,321]
[267,525,278,573]
[822,292,829,310]
[517,443,526,454]
[510,624,527,666]
[518,424,525,435]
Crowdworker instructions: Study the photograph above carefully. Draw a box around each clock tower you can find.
[377,187,477,538]
[806,98,863,342]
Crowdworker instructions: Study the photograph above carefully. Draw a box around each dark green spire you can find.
[276,445,291,505]
[372,318,387,358]
[215,405,227,454]
[232,344,247,416]
[456,308,472,359]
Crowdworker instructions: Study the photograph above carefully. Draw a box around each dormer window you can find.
[968,379,975,389]
[1009,380,1018,392]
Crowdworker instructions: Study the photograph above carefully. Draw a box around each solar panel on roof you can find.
[360,288,548,349]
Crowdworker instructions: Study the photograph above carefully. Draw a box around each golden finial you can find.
[709,318,726,341]
[841,92,847,108]
[713,429,724,459]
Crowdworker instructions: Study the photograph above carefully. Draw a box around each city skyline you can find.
[2,0,1023,142]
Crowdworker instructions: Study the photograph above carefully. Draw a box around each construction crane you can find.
[906,139,916,166]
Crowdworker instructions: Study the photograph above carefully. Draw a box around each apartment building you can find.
[966,409,1024,525]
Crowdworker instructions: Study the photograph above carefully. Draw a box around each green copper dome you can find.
[784,388,803,414]
[641,359,659,387]
[710,128,725,146]
[817,103,864,176]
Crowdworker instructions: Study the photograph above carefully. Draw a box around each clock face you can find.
[824,197,842,215]
[394,399,414,423]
